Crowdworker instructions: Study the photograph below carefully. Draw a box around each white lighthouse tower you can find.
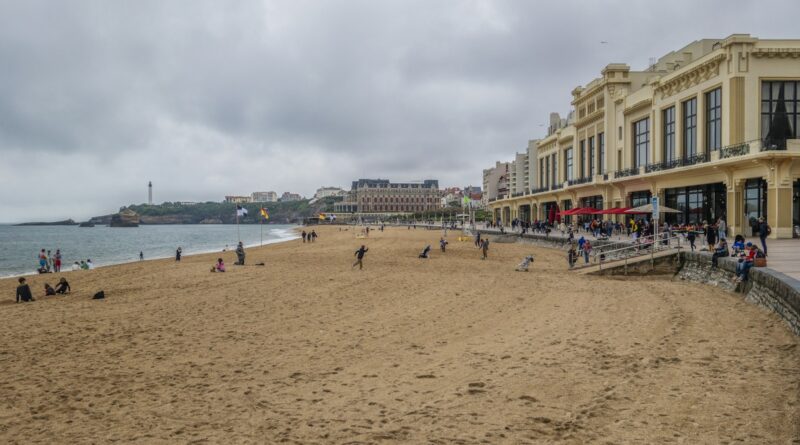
[148,181,153,205]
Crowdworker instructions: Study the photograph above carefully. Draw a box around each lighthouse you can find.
[148,181,153,205]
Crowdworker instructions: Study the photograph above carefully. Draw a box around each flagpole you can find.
[236,210,240,243]
[260,213,263,247]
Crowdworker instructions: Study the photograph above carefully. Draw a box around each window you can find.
[633,118,650,167]
[630,191,651,208]
[598,133,605,174]
[588,136,595,177]
[744,178,767,235]
[683,97,697,158]
[545,156,550,188]
[565,147,574,181]
[551,153,558,186]
[663,106,675,161]
[579,140,586,178]
[706,88,722,151]
[761,81,799,149]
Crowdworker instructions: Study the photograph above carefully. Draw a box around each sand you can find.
[0,226,798,444]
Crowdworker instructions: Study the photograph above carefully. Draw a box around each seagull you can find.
[600,41,609,44]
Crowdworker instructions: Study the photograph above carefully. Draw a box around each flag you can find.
[260,208,269,219]
[236,205,248,217]
[318,213,327,220]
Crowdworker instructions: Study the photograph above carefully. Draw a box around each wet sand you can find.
[0,226,798,443]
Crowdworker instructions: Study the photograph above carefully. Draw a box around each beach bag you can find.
[92,291,105,300]
[754,258,767,268]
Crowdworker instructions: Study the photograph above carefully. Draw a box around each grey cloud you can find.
[1,0,798,222]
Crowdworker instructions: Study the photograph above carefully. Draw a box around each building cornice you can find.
[750,47,800,59]
[654,53,725,99]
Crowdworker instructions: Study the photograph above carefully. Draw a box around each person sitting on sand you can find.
[16,277,34,303]
[515,255,535,272]
[211,258,226,272]
[86,259,95,270]
[54,277,70,294]
[80,260,89,270]
[44,283,56,296]
[419,245,431,259]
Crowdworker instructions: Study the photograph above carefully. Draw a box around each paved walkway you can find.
[763,238,800,281]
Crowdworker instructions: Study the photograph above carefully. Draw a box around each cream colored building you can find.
[489,34,800,239]
[482,161,510,204]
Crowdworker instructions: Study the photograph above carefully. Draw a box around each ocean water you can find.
[0,224,299,278]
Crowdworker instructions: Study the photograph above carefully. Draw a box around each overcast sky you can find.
[0,0,797,222]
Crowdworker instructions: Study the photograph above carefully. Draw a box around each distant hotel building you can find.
[252,191,278,202]
[314,187,346,199]
[334,179,441,213]
[487,34,800,239]
[280,192,303,202]
[224,195,252,204]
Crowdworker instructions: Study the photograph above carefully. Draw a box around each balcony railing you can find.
[719,142,751,159]
[614,166,640,178]
[551,183,563,190]
[567,176,593,186]
[511,191,524,197]
[530,186,550,194]
[683,152,710,166]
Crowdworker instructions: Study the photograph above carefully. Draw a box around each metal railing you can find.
[577,233,684,272]
[568,176,593,186]
[530,186,550,194]
[718,141,751,159]
[614,166,640,178]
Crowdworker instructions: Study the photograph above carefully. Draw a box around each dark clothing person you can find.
[687,232,696,251]
[45,284,56,296]
[16,280,33,303]
[419,245,431,258]
[175,248,182,261]
[353,245,368,270]
[757,220,769,256]
[711,242,729,267]
[301,231,307,243]
[235,243,246,265]
[55,278,70,294]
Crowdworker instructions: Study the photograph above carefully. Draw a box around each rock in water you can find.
[110,209,140,227]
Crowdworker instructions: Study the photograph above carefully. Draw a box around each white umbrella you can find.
[625,203,680,214]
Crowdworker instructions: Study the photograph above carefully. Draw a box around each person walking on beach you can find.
[46,250,53,272]
[311,230,318,242]
[480,239,489,260]
[475,233,481,248]
[353,245,368,270]
[54,249,62,272]
[235,241,246,265]
[16,278,34,303]
[439,237,448,252]
[301,230,307,243]
[139,251,144,261]
[38,249,47,272]
[175,247,182,262]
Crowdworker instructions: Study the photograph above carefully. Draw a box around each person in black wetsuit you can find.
[16,278,34,303]
[352,245,368,270]
[55,277,71,294]
[44,283,56,296]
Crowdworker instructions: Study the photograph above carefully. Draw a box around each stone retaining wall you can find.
[676,252,800,336]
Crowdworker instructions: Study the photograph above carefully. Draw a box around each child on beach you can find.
[480,239,489,260]
[419,245,431,258]
[44,283,56,296]
[16,278,34,303]
[55,277,70,294]
[212,258,226,272]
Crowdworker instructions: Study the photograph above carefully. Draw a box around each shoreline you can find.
[0,226,300,280]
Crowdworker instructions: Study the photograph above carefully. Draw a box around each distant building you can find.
[482,161,510,204]
[177,201,198,206]
[224,195,252,204]
[252,191,278,202]
[279,192,303,202]
[334,179,440,213]
[314,187,346,199]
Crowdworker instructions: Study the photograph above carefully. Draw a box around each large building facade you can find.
[488,34,800,239]
[334,179,440,214]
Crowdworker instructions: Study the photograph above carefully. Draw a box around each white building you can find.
[252,191,278,202]
[314,187,346,199]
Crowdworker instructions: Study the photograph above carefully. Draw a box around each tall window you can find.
[706,88,722,151]
[539,158,544,188]
[761,81,799,149]
[598,133,605,174]
[545,156,550,188]
[663,106,675,161]
[633,118,650,167]
[683,97,697,158]
[565,147,574,181]
[579,140,586,178]
[588,136,595,177]
[551,153,558,186]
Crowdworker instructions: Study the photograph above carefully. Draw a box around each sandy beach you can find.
[0,226,798,444]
